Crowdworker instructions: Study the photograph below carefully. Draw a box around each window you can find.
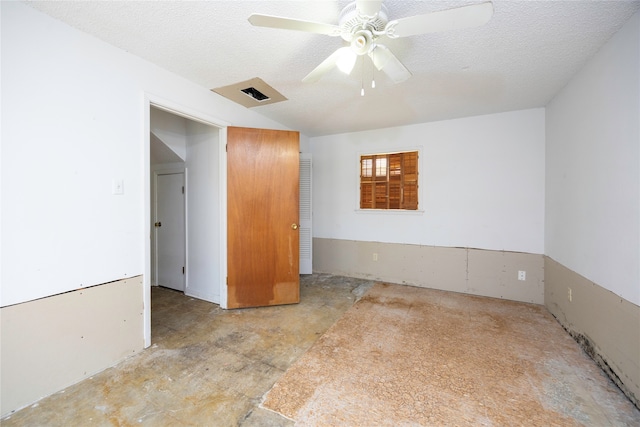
[360,151,418,210]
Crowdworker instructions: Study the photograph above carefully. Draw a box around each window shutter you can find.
[360,156,374,209]
[401,152,418,210]
[388,154,402,209]
[359,151,418,211]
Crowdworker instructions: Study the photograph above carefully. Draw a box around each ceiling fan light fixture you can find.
[351,30,374,55]
[336,49,357,74]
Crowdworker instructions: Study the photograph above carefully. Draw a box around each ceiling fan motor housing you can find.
[339,1,389,46]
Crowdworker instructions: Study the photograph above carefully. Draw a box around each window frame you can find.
[356,148,424,214]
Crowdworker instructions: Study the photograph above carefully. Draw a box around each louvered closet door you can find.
[299,154,312,274]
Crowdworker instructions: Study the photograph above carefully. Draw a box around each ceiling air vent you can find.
[241,87,269,102]
[212,77,287,108]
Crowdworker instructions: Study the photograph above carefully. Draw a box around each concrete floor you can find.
[2,274,638,426]
[1,274,373,426]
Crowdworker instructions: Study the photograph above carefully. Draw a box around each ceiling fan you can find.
[248,0,494,85]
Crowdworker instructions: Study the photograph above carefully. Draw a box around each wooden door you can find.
[227,126,300,308]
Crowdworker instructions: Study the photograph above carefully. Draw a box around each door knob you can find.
[155,222,162,227]
[291,223,298,230]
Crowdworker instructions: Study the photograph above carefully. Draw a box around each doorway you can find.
[145,100,228,347]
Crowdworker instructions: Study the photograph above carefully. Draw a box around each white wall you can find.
[0,2,288,307]
[545,11,640,306]
[150,108,188,161]
[300,133,311,153]
[311,108,546,254]
[185,121,222,303]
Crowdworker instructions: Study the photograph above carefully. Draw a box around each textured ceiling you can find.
[25,0,640,137]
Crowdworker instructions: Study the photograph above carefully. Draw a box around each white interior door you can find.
[156,172,185,291]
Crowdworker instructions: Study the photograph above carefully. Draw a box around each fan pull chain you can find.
[371,50,376,89]
[360,56,365,96]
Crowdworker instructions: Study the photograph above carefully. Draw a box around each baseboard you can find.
[185,287,219,304]
[313,238,544,304]
[0,276,144,417]
[544,257,639,409]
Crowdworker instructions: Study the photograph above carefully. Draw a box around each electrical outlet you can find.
[518,271,526,281]
[568,287,572,302]
[373,253,378,261]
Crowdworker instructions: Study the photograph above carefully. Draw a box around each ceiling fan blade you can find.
[248,14,341,36]
[303,47,355,83]
[369,44,412,83]
[387,1,494,38]
[356,0,383,18]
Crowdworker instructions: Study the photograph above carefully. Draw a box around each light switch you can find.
[112,179,124,195]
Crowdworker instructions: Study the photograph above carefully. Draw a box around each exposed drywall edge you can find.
[313,238,544,304]
[0,276,145,418]
[544,256,639,409]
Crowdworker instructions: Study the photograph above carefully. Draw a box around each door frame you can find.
[143,93,229,348]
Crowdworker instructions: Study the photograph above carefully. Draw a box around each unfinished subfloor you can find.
[1,274,372,426]
[2,274,638,426]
